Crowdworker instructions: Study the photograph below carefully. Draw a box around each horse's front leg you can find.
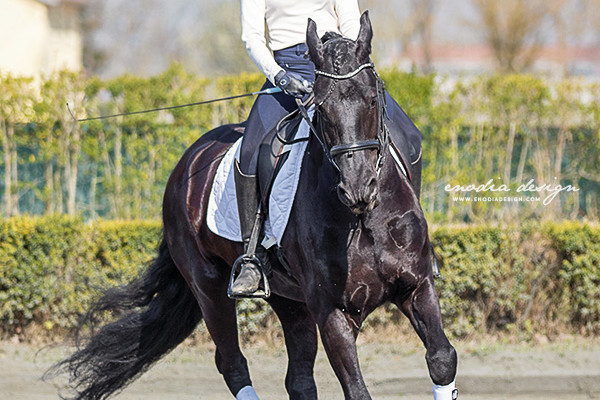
[309,303,371,400]
[267,294,318,400]
[395,276,458,400]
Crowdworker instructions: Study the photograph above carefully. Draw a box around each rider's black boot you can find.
[230,160,262,295]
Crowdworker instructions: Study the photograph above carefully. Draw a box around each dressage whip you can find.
[67,87,283,122]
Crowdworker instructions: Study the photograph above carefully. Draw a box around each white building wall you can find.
[46,3,83,73]
[0,0,82,77]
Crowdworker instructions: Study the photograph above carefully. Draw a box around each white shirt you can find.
[241,0,361,84]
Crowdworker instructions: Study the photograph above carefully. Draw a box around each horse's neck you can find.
[300,138,351,218]
[378,155,419,210]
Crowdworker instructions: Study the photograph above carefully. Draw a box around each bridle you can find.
[297,62,389,174]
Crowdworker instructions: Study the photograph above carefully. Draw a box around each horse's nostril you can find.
[367,177,377,190]
[337,184,352,204]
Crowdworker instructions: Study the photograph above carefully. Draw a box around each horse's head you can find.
[307,12,385,215]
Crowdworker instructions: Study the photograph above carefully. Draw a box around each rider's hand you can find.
[275,71,312,98]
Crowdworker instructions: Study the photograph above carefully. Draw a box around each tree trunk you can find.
[64,138,72,214]
[1,120,12,216]
[516,136,530,184]
[98,129,116,214]
[66,126,81,215]
[114,126,123,218]
[504,122,517,181]
[44,162,54,213]
[146,142,156,214]
[9,124,18,215]
[54,166,63,213]
[67,155,78,215]
[128,130,140,219]
[570,189,580,220]
[554,127,566,178]
[451,126,458,172]
[90,163,98,218]
[587,192,598,220]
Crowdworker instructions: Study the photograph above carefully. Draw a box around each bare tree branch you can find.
[471,0,567,72]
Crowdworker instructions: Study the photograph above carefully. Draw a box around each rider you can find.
[231,0,423,296]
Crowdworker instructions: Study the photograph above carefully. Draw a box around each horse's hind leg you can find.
[201,277,255,398]
[268,295,318,400]
[167,238,257,399]
[396,277,458,399]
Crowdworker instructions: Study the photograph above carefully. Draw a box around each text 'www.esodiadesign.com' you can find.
[452,196,541,203]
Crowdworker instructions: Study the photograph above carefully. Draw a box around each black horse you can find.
[51,12,457,400]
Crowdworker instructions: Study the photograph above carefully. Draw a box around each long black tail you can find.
[47,238,203,400]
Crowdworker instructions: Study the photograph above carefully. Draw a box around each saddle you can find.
[257,108,306,211]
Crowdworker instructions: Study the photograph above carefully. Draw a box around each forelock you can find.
[321,31,343,43]
[321,34,357,73]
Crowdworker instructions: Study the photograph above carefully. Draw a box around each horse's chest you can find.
[342,274,383,314]
[341,249,389,313]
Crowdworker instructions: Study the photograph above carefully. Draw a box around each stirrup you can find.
[227,254,271,299]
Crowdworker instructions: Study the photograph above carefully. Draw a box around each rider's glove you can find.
[275,70,312,98]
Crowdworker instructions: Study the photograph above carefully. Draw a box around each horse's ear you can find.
[356,11,373,60]
[306,18,324,66]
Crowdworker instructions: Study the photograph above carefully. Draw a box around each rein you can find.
[298,62,388,174]
[67,87,283,123]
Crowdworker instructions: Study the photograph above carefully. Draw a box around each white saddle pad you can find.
[207,109,313,246]
[207,108,407,247]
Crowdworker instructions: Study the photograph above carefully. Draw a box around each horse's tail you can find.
[47,237,202,400]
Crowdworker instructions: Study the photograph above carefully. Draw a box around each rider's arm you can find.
[335,0,361,41]
[241,0,285,85]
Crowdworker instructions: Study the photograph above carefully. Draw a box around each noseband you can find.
[298,62,389,173]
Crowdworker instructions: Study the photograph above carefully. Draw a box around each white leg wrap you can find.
[433,380,457,400]
[236,386,260,400]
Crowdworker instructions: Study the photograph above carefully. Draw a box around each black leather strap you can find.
[330,140,381,158]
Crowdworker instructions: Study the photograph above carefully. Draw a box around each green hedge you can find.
[1,68,599,222]
[433,222,600,338]
[0,216,161,337]
[0,216,598,340]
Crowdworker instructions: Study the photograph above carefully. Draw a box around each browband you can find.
[314,63,375,80]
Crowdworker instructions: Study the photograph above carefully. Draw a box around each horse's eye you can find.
[370,97,378,109]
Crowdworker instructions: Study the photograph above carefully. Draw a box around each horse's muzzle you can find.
[337,176,379,214]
